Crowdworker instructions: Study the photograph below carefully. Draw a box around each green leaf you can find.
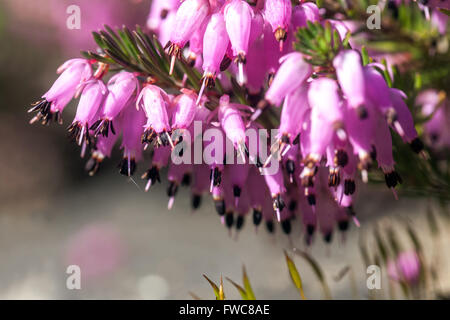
[202,274,221,300]
[361,46,370,66]
[293,249,332,299]
[242,266,256,300]
[225,277,248,300]
[284,250,306,300]
[438,8,450,17]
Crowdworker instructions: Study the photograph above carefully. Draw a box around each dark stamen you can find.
[253,209,262,226]
[281,219,292,235]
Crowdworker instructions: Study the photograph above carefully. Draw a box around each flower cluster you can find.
[28,0,426,245]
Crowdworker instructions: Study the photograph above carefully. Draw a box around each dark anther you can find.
[273,194,286,212]
[370,145,377,161]
[387,1,399,19]
[307,194,316,206]
[385,171,402,189]
[233,185,242,198]
[141,166,161,184]
[253,209,262,226]
[346,205,356,217]
[356,105,368,119]
[328,172,341,187]
[159,131,171,146]
[410,138,424,154]
[211,167,222,187]
[285,159,295,176]
[306,224,315,236]
[28,99,62,125]
[220,55,232,72]
[281,135,290,144]
[118,157,136,177]
[160,8,169,19]
[335,149,349,167]
[236,52,247,64]
[292,134,300,145]
[323,232,333,244]
[167,182,179,198]
[274,28,288,42]
[344,179,356,195]
[256,157,263,168]
[214,199,226,217]
[265,220,275,234]
[90,119,113,137]
[191,194,202,210]
[281,219,292,235]
[236,215,245,230]
[142,129,155,144]
[181,173,191,187]
[225,213,234,229]
[338,220,349,232]
[288,200,297,213]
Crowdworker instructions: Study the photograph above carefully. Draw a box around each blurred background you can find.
[0,0,449,299]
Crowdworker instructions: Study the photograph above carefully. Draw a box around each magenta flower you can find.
[333,50,366,116]
[137,84,173,147]
[389,88,423,153]
[387,251,422,286]
[67,79,107,155]
[167,0,210,75]
[292,2,320,29]
[199,12,230,99]
[119,103,146,177]
[218,95,248,161]
[264,0,292,51]
[91,71,139,137]
[254,52,311,120]
[278,83,309,145]
[224,0,253,85]
[29,58,92,124]
[263,166,286,222]
[172,89,198,131]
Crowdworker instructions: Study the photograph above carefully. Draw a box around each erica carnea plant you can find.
[27,0,450,244]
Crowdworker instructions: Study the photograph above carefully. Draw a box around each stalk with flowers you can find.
[27,0,450,245]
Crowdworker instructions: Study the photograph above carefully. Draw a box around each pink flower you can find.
[91,71,139,137]
[292,2,320,29]
[333,50,366,115]
[29,58,92,124]
[137,85,173,147]
[119,103,146,177]
[199,12,230,99]
[167,0,210,75]
[67,79,107,154]
[224,0,253,85]
[254,52,311,120]
[264,0,292,51]
[387,251,422,286]
[172,89,199,131]
[218,95,248,161]
[389,88,423,153]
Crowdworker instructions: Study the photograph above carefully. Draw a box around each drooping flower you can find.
[333,50,366,117]
[264,0,292,51]
[254,52,311,120]
[67,79,107,155]
[119,103,146,177]
[29,59,92,125]
[199,12,230,100]
[166,0,210,75]
[91,71,139,137]
[224,0,253,85]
